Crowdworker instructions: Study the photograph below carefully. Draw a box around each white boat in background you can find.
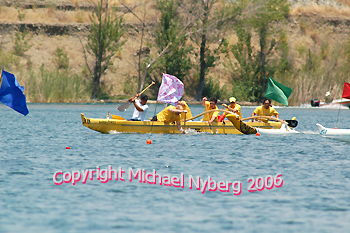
[311,82,350,108]
[320,98,350,109]
[311,98,350,109]
[316,123,350,142]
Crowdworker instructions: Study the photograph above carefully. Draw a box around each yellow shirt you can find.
[180,101,193,121]
[224,103,242,119]
[253,105,279,122]
[202,101,219,122]
[157,106,181,123]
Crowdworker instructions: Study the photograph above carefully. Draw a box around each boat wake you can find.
[107,130,123,134]
[319,104,349,109]
[184,128,200,135]
[298,130,319,135]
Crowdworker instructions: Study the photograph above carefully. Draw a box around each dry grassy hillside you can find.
[1,0,350,104]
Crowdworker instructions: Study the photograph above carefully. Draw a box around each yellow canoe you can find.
[81,113,283,134]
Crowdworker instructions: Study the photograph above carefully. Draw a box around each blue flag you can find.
[0,70,29,116]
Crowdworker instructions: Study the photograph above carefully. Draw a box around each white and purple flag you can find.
[157,73,184,106]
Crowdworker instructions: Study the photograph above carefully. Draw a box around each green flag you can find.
[264,77,292,106]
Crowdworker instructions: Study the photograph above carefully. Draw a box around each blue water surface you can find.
[0,103,349,233]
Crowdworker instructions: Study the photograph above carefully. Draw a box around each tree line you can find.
[88,0,291,102]
[2,0,350,104]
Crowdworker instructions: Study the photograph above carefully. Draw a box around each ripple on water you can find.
[1,105,350,232]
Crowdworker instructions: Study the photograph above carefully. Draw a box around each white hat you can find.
[229,97,236,103]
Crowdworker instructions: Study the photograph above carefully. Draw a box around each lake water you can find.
[1,103,350,232]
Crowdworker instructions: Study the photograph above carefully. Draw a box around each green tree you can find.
[117,0,147,93]
[86,0,127,99]
[13,30,32,57]
[53,47,69,70]
[180,0,243,100]
[225,26,259,101]
[118,0,193,93]
[148,0,193,86]
[226,0,290,102]
[248,0,290,101]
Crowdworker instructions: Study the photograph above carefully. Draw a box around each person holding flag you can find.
[151,104,187,134]
[153,73,187,133]
[251,98,279,122]
[250,77,292,122]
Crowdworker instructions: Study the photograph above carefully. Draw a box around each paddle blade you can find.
[111,115,125,120]
[286,120,298,128]
[117,102,131,112]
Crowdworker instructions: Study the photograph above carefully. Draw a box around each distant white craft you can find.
[311,82,350,108]
[311,98,350,108]
[320,98,350,109]
[316,123,350,142]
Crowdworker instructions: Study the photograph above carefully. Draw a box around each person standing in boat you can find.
[128,94,149,121]
[222,97,242,119]
[324,91,333,104]
[202,97,219,124]
[151,104,187,134]
[251,98,279,122]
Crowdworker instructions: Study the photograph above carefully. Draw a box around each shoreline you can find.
[24,99,259,105]
[21,100,301,107]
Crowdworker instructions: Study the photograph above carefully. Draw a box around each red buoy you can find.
[146,139,152,144]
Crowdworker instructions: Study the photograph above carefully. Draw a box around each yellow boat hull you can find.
[81,113,282,134]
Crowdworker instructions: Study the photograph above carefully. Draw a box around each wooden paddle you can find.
[183,109,233,122]
[241,116,298,128]
[117,82,155,112]
[183,109,234,134]
[241,116,285,122]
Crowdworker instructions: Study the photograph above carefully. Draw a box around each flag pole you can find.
[0,68,3,86]
[336,85,344,128]
[335,101,341,128]
[184,112,186,130]
[150,101,159,132]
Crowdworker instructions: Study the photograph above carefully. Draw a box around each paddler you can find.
[251,98,279,122]
[222,97,242,119]
[128,94,149,121]
[151,104,187,134]
[202,97,219,124]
